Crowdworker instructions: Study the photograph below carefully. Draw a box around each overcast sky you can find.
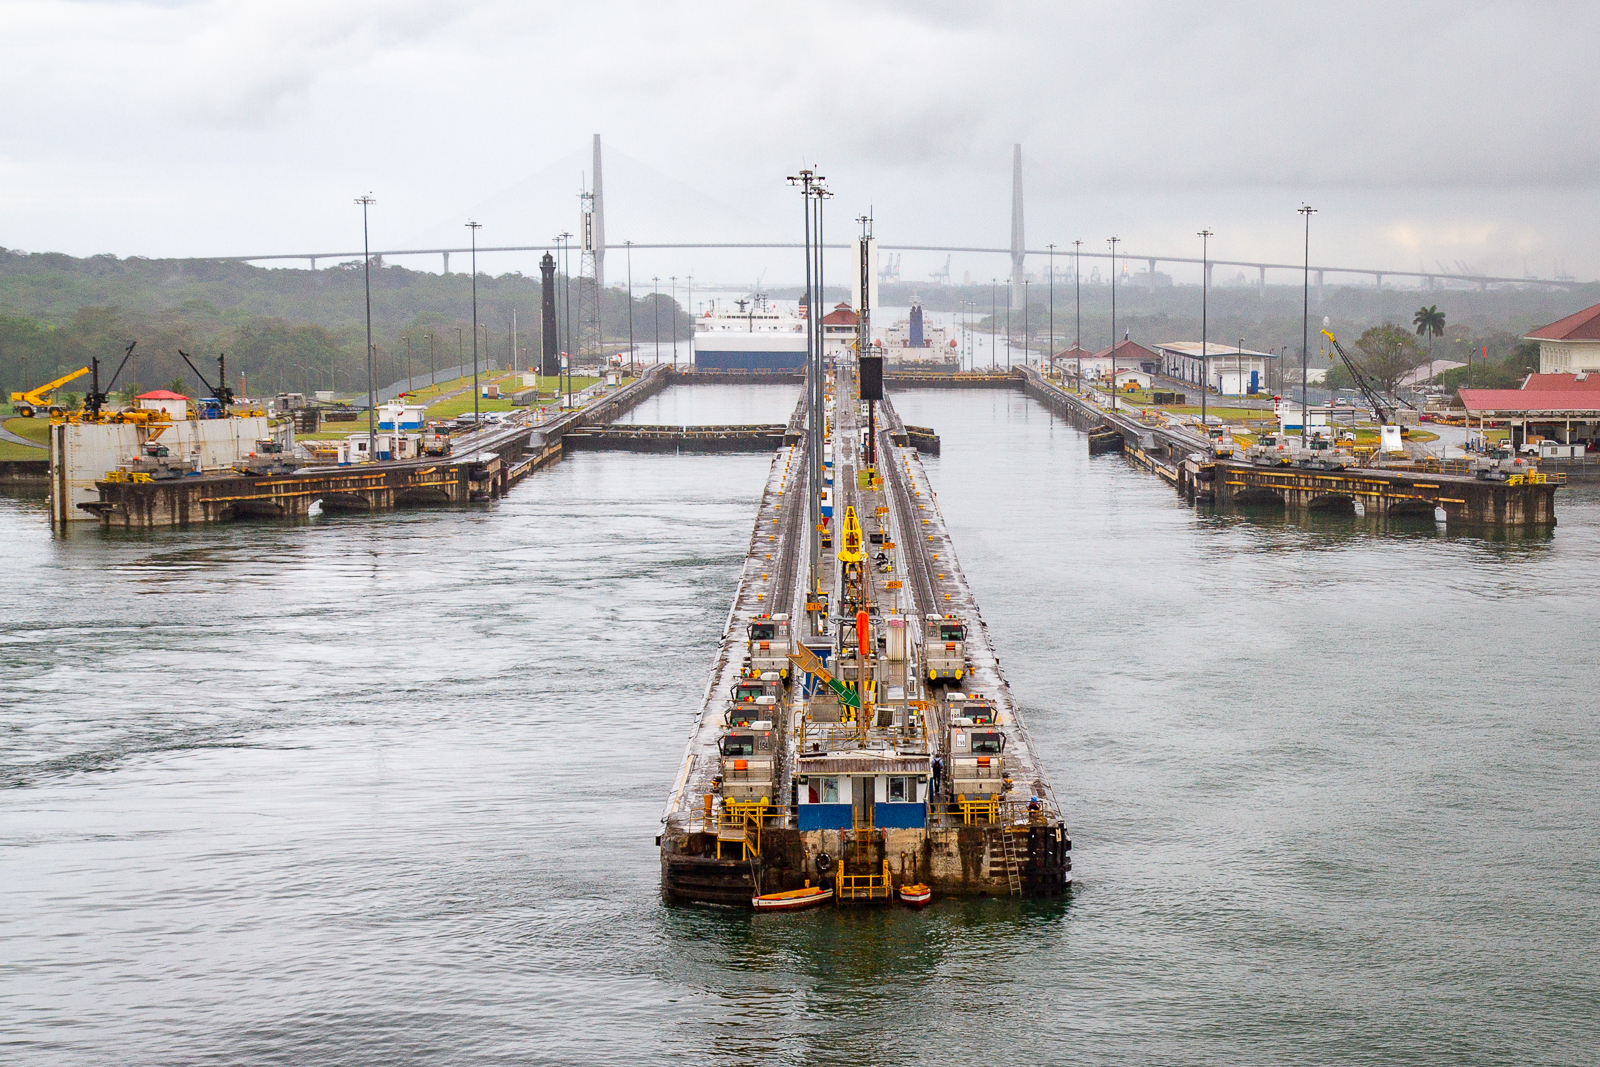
[3,0,1596,287]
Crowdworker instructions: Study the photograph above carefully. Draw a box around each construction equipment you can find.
[76,343,138,421]
[11,366,90,418]
[787,644,862,710]
[178,350,236,419]
[1322,329,1415,431]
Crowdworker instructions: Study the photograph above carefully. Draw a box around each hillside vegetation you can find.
[0,248,690,403]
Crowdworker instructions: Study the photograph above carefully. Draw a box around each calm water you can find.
[2,386,1597,1066]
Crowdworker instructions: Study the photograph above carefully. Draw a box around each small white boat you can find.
[752,885,833,912]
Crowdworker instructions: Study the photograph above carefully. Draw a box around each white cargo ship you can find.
[875,298,960,372]
[692,294,807,372]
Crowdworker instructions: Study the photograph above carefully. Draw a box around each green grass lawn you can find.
[421,374,602,419]
[424,395,521,419]
[403,371,526,402]
[0,440,47,461]
[1157,406,1265,422]
[4,417,51,444]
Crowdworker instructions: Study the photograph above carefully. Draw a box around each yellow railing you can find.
[716,798,786,860]
[931,794,997,825]
[928,796,1061,827]
[1507,471,1566,486]
[835,859,895,900]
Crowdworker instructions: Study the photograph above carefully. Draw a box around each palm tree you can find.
[1413,305,1446,386]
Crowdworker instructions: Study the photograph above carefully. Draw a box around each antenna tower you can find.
[578,189,602,365]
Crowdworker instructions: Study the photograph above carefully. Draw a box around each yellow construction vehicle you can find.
[11,366,90,418]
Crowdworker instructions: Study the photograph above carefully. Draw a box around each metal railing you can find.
[929,795,1061,828]
[835,859,895,901]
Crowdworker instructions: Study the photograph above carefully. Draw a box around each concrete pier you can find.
[1180,459,1559,526]
[563,424,794,453]
[83,366,671,528]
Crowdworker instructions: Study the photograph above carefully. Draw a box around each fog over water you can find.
[2,384,1596,1065]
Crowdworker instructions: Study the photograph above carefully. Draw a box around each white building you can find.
[1525,302,1600,374]
[1154,341,1278,396]
[136,389,189,420]
[334,430,420,464]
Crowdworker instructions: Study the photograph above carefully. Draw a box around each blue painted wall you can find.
[873,803,927,829]
[798,803,853,831]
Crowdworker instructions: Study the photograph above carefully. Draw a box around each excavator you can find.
[11,366,90,418]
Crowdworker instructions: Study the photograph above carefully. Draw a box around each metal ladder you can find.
[991,826,1023,896]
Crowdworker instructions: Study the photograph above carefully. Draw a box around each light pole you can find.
[1023,278,1030,368]
[626,240,634,373]
[467,220,482,426]
[1298,205,1317,443]
[427,332,436,388]
[1199,229,1212,434]
[670,275,678,369]
[404,333,412,396]
[1048,243,1055,376]
[652,276,660,366]
[1108,236,1120,407]
[990,279,996,370]
[787,167,829,597]
[356,194,376,459]
[1073,239,1083,392]
[1005,287,1012,370]
[558,231,573,400]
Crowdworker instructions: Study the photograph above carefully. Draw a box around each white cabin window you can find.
[819,776,839,804]
[888,776,908,802]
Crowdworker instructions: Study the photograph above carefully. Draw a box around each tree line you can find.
[0,248,690,403]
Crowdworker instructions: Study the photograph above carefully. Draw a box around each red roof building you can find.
[1524,302,1600,374]
[136,389,189,401]
[821,302,858,327]
[1089,338,1161,368]
[1460,386,1600,450]
[1519,373,1600,391]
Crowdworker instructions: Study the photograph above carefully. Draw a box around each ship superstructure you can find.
[875,297,960,372]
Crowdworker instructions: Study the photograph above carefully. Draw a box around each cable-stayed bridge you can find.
[215,137,1585,294]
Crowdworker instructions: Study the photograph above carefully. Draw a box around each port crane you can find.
[928,254,951,286]
[10,365,91,418]
[178,350,236,418]
[1321,330,1415,427]
[79,342,138,420]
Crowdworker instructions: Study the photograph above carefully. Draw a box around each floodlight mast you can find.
[787,168,826,605]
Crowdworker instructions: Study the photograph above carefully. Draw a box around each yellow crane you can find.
[11,366,90,418]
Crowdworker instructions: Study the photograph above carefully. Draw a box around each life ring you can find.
[815,852,833,874]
